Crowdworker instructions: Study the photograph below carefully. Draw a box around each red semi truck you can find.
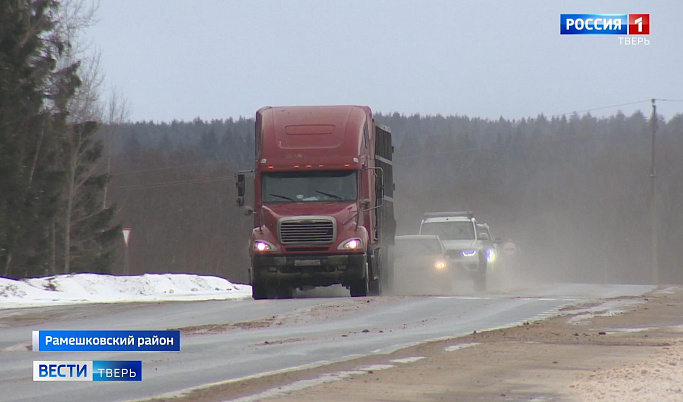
[236,105,395,299]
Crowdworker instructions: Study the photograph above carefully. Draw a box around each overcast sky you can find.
[85,1,683,123]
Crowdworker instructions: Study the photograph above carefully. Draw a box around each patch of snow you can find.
[604,327,653,334]
[564,299,645,324]
[357,364,395,371]
[0,273,252,309]
[572,341,683,401]
[391,356,425,364]
[652,286,683,295]
[230,363,396,402]
[444,342,480,352]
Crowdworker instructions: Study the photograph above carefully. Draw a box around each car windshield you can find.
[262,171,357,203]
[421,221,475,240]
[395,238,443,257]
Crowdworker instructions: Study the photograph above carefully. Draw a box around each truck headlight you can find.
[461,250,477,257]
[338,238,363,250]
[435,260,447,270]
[486,249,496,262]
[254,240,277,252]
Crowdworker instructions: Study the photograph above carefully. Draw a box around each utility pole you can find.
[650,99,658,286]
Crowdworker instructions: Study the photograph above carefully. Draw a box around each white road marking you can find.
[356,364,395,371]
[230,363,396,402]
[2,343,29,352]
[444,342,480,352]
[391,356,426,364]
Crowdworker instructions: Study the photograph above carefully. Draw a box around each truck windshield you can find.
[420,221,475,241]
[262,171,357,203]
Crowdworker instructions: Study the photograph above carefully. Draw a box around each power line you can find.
[116,175,233,191]
[394,132,595,161]
[551,98,683,119]
[114,160,233,176]
[551,99,652,119]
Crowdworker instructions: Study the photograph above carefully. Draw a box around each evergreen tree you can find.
[58,121,120,274]
[0,1,119,278]
[0,0,66,277]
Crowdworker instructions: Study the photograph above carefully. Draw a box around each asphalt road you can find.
[0,283,653,402]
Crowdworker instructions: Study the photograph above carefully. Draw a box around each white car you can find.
[419,212,488,291]
[477,222,503,270]
[393,235,452,294]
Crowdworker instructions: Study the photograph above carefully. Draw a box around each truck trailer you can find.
[236,105,395,299]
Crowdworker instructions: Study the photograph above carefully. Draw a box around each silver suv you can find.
[419,212,488,291]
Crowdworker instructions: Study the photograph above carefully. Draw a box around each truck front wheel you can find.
[276,285,293,299]
[349,263,370,297]
[252,281,268,300]
[368,249,383,296]
[369,278,381,296]
[350,278,369,297]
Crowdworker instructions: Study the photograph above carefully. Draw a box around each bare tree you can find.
[47,0,122,274]
[102,89,130,210]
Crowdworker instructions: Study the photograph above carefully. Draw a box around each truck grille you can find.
[278,217,336,245]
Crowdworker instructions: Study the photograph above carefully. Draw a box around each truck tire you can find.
[474,253,487,292]
[369,277,381,296]
[368,248,385,296]
[350,262,370,297]
[350,278,369,297]
[380,245,394,294]
[369,256,381,296]
[252,281,268,300]
[276,285,293,299]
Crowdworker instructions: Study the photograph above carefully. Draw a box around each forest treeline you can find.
[104,111,683,285]
[0,1,120,279]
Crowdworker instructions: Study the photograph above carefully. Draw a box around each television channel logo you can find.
[33,361,92,382]
[629,14,650,35]
[33,361,142,382]
[561,14,649,35]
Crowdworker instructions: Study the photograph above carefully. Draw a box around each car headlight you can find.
[435,260,447,270]
[253,240,277,252]
[461,249,477,257]
[338,238,363,250]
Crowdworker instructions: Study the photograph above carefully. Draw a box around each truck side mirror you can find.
[243,206,254,216]
[375,174,384,199]
[374,168,384,206]
[236,174,246,197]
[361,198,371,210]
[478,232,490,241]
[236,174,246,206]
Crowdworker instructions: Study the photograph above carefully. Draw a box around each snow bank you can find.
[0,273,251,308]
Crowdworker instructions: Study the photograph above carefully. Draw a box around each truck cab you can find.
[236,106,395,299]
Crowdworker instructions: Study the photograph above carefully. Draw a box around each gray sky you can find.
[86,0,683,122]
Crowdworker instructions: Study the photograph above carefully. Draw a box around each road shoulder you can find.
[163,286,683,402]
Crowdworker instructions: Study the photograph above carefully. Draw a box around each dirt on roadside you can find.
[169,286,683,402]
